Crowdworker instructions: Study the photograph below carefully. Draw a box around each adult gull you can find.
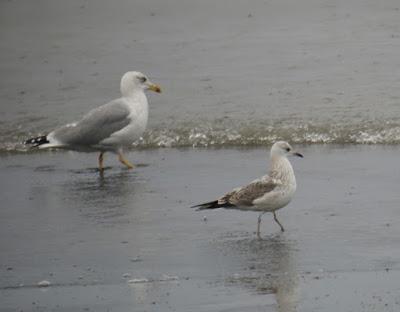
[192,141,303,238]
[25,71,161,172]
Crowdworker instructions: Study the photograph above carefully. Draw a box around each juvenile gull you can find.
[192,141,303,238]
[25,71,161,172]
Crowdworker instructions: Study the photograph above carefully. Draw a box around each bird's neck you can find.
[121,85,144,97]
[123,90,148,106]
[269,155,296,186]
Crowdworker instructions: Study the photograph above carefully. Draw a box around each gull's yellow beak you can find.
[148,83,162,93]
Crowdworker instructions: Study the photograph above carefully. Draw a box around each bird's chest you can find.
[125,105,148,137]
[274,184,296,207]
[254,183,296,211]
[112,100,149,144]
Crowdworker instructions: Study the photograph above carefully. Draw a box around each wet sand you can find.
[2,0,400,148]
[1,145,400,311]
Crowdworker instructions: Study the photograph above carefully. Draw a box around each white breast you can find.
[252,183,296,212]
[252,156,297,212]
[103,93,149,148]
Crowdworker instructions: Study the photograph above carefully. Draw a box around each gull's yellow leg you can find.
[118,151,135,169]
[98,152,104,172]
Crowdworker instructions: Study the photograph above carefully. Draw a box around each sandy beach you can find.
[1,145,400,311]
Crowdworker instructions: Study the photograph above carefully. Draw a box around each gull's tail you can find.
[191,200,233,210]
[24,135,49,147]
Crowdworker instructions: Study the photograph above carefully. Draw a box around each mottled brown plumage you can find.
[219,178,278,207]
[192,141,303,238]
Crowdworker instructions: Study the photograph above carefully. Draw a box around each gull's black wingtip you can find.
[191,200,227,210]
[190,204,201,209]
[190,203,209,210]
[24,135,49,147]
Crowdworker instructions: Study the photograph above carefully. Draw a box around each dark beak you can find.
[292,152,304,158]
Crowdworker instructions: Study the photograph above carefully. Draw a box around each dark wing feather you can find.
[192,176,278,210]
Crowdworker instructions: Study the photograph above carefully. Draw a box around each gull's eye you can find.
[139,76,147,83]
[285,147,290,152]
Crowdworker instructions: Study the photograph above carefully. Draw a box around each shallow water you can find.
[1,146,400,311]
[1,0,400,151]
[1,1,400,311]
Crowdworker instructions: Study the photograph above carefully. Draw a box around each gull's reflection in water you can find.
[219,234,299,312]
[63,168,146,226]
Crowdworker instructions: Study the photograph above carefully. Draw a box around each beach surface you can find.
[2,0,400,149]
[1,0,400,310]
[1,145,400,311]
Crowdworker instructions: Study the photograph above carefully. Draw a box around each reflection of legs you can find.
[273,211,285,232]
[257,212,266,239]
[98,152,104,172]
[118,150,135,169]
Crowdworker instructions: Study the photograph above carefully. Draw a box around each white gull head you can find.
[120,71,161,97]
[270,141,303,158]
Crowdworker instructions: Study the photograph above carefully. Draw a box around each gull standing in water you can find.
[25,71,161,172]
[192,141,303,238]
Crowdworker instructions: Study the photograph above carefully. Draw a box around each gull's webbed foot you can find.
[118,151,135,169]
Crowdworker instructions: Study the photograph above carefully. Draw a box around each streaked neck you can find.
[269,155,296,186]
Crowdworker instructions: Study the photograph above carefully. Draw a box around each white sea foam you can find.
[6,120,400,153]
